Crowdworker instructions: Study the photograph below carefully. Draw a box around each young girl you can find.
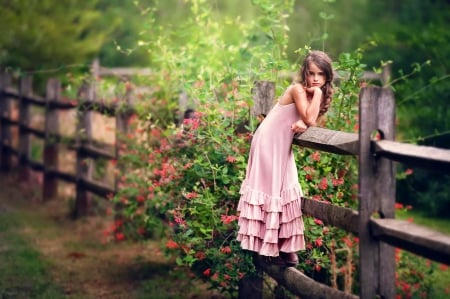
[237,50,334,266]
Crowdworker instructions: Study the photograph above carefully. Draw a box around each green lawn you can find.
[0,212,68,299]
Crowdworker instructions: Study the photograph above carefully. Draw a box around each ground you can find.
[0,172,225,299]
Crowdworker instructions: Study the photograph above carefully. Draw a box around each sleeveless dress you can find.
[237,102,305,257]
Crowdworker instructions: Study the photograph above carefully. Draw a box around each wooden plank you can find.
[79,144,117,159]
[374,139,450,173]
[371,218,450,265]
[79,177,115,199]
[258,258,359,299]
[251,81,274,118]
[46,168,76,184]
[22,125,45,139]
[301,197,359,234]
[21,94,46,106]
[293,127,358,155]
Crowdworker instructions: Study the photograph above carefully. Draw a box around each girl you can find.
[237,50,334,266]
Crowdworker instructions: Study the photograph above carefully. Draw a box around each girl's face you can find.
[306,62,326,88]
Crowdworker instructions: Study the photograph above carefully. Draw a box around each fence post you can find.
[0,72,13,172]
[43,78,61,200]
[74,82,94,217]
[358,86,396,299]
[18,76,32,182]
[251,81,275,118]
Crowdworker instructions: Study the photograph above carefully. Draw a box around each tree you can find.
[0,0,112,76]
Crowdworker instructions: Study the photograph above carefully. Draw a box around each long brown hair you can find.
[297,50,334,116]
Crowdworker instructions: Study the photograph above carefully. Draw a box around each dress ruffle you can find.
[237,179,305,257]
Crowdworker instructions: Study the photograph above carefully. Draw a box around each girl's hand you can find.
[291,119,308,133]
[305,86,323,97]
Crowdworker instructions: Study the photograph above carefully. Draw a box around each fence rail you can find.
[1,71,450,299]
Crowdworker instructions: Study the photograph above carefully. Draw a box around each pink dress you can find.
[237,102,305,257]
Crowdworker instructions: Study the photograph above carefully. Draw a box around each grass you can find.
[0,212,68,299]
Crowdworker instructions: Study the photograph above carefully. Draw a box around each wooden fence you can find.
[0,72,133,217]
[1,70,450,298]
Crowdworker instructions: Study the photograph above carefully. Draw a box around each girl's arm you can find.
[291,84,322,126]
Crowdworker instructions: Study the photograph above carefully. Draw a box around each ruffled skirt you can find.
[237,179,305,257]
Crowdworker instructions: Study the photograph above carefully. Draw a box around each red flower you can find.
[313,218,324,226]
[226,155,237,163]
[220,246,232,254]
[136,195,145,203]
[332,178,344,186]
[319,177,328,190]
[405,168,413,175]
[395,202,404,210]
[311,151,321,162]
[221,214,239,224]
[184,192,199,199]
[203,268,211,277]
[195,251,206,260]
[115,233,125,241]
[166,240,179,249]
[342,236,353,248]
[315,238,323,247]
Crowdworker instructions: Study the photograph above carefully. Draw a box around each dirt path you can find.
[0,173,223,299]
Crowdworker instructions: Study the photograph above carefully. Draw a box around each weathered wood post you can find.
[43,78,61,200]
[238,81,275,299]
[18,76,32,182]
[73,81,95,217]
[358,86,396,299]
[0,72,13,172]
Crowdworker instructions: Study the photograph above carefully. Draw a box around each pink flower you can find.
[226,156,237,163]
[405,168,413,175]
[314,218,324,225]
[311,151,321,161]
[319,177,328,190]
